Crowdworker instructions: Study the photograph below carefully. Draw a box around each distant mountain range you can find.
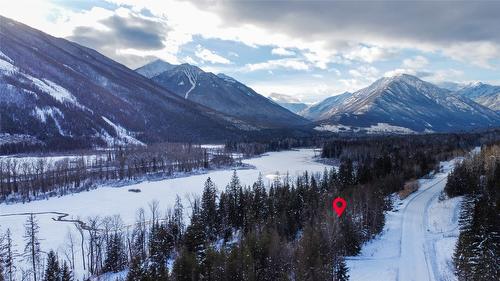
[1,15,499,150]
[0,15,256,148]
[268,93,308,114]
[306,74,500,133]
[135,59,175,79]
[135,61,308,128]
[300,92,353,121]
[454,82,500,111]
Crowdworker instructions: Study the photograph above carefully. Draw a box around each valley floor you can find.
[0,148,329,280]
[346,158,462,281]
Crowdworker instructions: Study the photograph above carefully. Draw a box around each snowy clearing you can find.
[346,158,462,281]
[0,148,328,280]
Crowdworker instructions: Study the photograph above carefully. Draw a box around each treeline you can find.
[224,137,321,157]
[227,130,500,158]
[0,143,235,203]
[444,144,499,281]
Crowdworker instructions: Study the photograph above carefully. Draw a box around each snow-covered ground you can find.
[314,122,416,134]
[346,158,462,281]
[0,148,328,280]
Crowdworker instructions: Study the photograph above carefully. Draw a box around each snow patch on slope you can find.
[182,66,200,99]
[33,107,63,123]
[366,123,415,134]
[314,123,415,134]
[0,51,13,63]
[31,78,75,103]
[0,54,16,74]
[102,117,145,146]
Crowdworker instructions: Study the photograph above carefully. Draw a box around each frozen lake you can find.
[0,148,329,279]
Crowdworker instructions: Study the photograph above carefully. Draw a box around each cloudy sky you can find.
[2,0,500,103]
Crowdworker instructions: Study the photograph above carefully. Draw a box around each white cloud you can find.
[426,69,464,83]
[345,45,396,63]
[383,68,464,83]
[194,45,231,64]
[442,41,500,69]
[271,47,295,56]
[183,56,197,64]
[339,78,374,92]
[244,58,309,72]
[384,68,416,77]
[349,65,379,78]
[402,55,429,69]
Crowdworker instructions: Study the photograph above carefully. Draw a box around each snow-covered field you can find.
[0,148,328,280]
[346,158,462,281]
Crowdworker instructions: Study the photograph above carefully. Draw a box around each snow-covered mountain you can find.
[268,93,308,114]
[137,61,309,128]
[300,92,353,120]
[135,59,175,78]
[0,16,252,148]
[453,82,500,111]
[314,74,500,133]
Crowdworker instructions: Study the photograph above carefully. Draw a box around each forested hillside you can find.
[445,144,499,280]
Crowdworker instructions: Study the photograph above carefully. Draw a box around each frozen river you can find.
[0,148,329,279]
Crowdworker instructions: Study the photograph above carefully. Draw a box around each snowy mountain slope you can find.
[454,82,500,111]
[268,93,308,114]
[137,61,309,128]
[300,92,353,120]
[347,158,463,281]
[0,16,251,148]
[316,74,500,132]
[134,59,175,78]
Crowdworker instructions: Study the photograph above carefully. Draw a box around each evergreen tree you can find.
[43,251,60,281]
[146,261,169,281]
[60,262,73,281]
[201,177,219,241]
[338,159,355,187]
[333,257,349,281]
[0,231,4,281]
[251,174,268,226]
[184,198,207,262]
[104,232,127,273]
[218,191,232,241]
[295,224,332,281]
[225,170,244,229]
[171,195,185,246]
[126,256,145,281]
[172,248,197,281]
[3,229,15,281]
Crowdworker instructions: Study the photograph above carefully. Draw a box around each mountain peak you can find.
[135,59,175,78]
[384,73,423,84]
[176,63,205,74]
[465,81,486,88]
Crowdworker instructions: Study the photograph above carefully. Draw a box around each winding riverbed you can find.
[0,148,329,279]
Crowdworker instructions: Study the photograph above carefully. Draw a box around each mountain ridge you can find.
[453,82,500,111]
[0,15,253,149]
[268,93,308,114]
[137,60,309,128]
[313,74,500,133]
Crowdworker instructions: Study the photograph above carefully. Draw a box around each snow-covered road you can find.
[347,158,462,281]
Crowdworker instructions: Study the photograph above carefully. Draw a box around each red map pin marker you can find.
[332,197,347,217]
